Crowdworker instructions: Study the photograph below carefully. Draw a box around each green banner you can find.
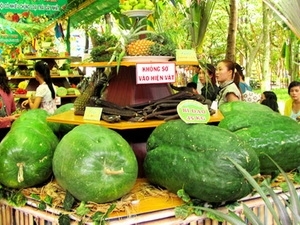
[0,24,22,46]
[0,0,67,23]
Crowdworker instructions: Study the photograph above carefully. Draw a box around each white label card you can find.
[83,107,103,121]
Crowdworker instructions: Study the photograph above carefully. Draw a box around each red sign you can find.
[136,63,176,84]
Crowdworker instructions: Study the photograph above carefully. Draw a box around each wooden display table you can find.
[1,184,294,225]
[46,109,224,129]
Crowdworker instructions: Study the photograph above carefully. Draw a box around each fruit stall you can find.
[1,1,300,225]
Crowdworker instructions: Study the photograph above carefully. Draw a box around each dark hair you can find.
[205,63,216,85]
[219,60,240,89]
[235,63,245,81]
[0,66,11,94]
[288,81,300,95]
[187,82,197,89]
[261,91,279,112]
[34,61,55,99]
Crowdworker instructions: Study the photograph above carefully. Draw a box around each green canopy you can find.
[0,0,119,43]
[69,0,119,27]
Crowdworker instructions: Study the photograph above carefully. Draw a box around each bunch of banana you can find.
[119,0,155,12]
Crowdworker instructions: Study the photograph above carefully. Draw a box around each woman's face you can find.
[198,69,208,84]
[216,62,233,83]
[260,93,266,103]
[290,86,300,101]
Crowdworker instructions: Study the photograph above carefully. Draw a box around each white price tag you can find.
[55,97,61,105]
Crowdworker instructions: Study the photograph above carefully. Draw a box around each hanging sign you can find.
[0,24,22,46]
[177,100,210,124]
[136,63,176,84]
[0,0,67,24]
[176,49,198,62]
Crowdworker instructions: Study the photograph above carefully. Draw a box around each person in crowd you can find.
[284,81,300,121]
[215,60,241,107]
[235,63,252,94]
[191,65,204,94]
[198,63,219,101]
[21,61,57,114]
[260,91,279,112]
[186,82,198,94]
[0,66,19,140]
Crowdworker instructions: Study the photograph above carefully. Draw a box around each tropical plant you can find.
[263,0,300,39]
[188,0,217,54]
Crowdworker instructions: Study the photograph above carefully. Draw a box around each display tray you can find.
[122,9,153,17]
[17,178,183,224]
[122,56,175,62]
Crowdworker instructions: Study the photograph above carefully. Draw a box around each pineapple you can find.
[126,39,155,56]
[74,83,94,115]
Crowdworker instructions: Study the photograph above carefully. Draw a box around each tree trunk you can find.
[262,2,271,91]
[225,0,238,61]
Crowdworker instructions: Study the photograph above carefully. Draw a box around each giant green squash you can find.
[219,102,300,174]
[144,119,260,203]
[52,124,138,203]
[0,109,58,189]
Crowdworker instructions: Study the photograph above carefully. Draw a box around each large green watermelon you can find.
[0,109,58,189]
[52,124,138,203]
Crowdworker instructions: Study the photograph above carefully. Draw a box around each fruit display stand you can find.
[9,56,82,105]
[9,75,82,105]
[46,108,224,127]
[1,181,295,225]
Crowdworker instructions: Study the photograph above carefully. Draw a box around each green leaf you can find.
[293,172,300,184]
[199,207,246,225]
[242,204,264,225]
[177,189,191,203]
[225,201,240,211]
[91,211,105,225]
[30,193,41,200]
[228,158,281,225]
[103,204,116,218]
[63,191,75,211]
[7,191,27,207]
[76,201,90,216]
[280,182,289,192]
[38,201,47,211]
[44,195,53,206]
[263,185,292,225]
[174,204,192,219]
[58,214,71,225]
[206,211,225,222]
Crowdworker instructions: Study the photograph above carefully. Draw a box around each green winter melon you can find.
[219,109,300,174]
[219,101,273,117]
[0,117,58,189]
[144,119,260,203]
[49,103,76,135]
[52,124,138,203]
[56,87,68,97]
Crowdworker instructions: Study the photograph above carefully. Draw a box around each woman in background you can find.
[21,61,57,114]
[235,63,252,94]
[0,66,19,140]
[284,81,300,121]
[260,91,279,112]
[198,63,219,101]
[215,60,241,107]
